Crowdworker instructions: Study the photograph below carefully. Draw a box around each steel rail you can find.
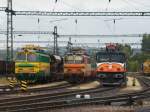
[0,87,115,108]
[2,87,150,112]
[137,76,150,87]
[0,83,71,96]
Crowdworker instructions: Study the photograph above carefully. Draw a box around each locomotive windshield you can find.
[96,52,126,63]
[27,53,37,62]
[65,55,83,64]
[16,52,37,62]
[16,53,26,61]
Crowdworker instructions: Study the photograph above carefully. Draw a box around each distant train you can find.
[96,43,127,86]
[15,45,63,83]
[64,48,95,83]
[142,60,150,75]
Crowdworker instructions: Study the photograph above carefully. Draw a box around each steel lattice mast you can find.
[5,0,15,61]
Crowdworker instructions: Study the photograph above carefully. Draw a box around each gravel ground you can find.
[47,106,135,112]
[0,77,9,85]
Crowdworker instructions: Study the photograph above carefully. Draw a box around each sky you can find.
[0,0,150,49]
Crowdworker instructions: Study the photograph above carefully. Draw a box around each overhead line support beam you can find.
[0,7,7,11]
[14,11,150,16]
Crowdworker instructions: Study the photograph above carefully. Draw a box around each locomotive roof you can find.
[96,51,125,55]
[18,49,50,55]
[65,52,89,56]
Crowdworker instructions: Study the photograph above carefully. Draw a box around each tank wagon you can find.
[96,43,127,86]
[15,45,63,83]
[64,48,95,83]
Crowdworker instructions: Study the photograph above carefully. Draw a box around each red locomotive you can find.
[64,48,95,83]
[96,43,127,86]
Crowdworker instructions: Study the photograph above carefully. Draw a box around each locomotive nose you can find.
[15,63,39,73]
[64,64,85,74]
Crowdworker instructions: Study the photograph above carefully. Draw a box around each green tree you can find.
[127,60,139,72]
[142,34,150,52]
[118,44,132,58]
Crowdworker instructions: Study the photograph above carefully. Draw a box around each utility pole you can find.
[5,0,14,61]
[67,37,72,53]
[5,0,15,77]
[53,26,59,55]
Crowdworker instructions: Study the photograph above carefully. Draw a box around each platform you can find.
[120,76,143,92]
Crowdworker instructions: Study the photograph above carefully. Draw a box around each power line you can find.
[0,40,141,45]
[0,31,146,37]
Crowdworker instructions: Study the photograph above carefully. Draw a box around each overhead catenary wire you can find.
[128,0,150,10]
[0,0,149,51]
[60,0,84,12]
[122,0,141,11]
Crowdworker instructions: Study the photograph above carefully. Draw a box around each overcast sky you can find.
[0,0,150,49]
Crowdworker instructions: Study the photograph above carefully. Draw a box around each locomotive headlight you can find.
[97,74,106,78]
[115,74,123,78]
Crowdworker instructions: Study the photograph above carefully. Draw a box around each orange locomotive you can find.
[96,44,127,86]
[64,48,95,83]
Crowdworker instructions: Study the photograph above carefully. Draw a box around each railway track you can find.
[137,76,150,87]
[1,86,150,112]
[12,87,150,112]
[0,84,20,95]
[0,86,116,112]
[0,82,72,96]
[2,76,150,112]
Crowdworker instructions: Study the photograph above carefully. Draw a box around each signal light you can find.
[115,74,123,78]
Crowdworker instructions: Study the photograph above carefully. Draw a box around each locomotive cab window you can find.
[96,53,109,62]
[16,53,26,61]
[64,55,74,64]
[74,55,83,63]
[27,53,37,62]
[96,52,125,63]
[110,53,126,63]
[65,55,83,64]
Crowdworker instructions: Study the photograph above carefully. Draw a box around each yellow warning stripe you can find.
[21,88,27,91]
[20,80,28,91]
[21,81,27,84]
[21,84,27,86]
[9,85,14,88]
